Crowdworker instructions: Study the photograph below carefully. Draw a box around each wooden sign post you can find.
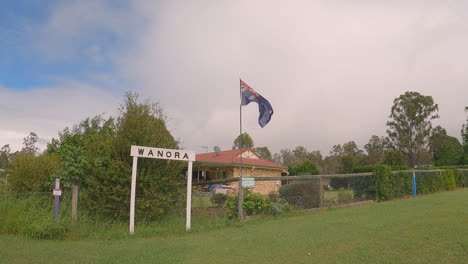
[129,145,195,234]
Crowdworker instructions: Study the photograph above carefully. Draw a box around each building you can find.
[193,148,288,195]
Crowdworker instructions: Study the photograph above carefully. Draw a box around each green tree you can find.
[84,92,185,219]
[253,146,272,161]
[328,141,364,173]
[288,160,320,176]
[47,116,115,188]
[22,132,39,154]
[386,91,439,168]
[364,135,386,165]
[0,144,11,168]
[429,126,463,166]
[461,106,468,164]
[232,132,254,149]
[8,153,60,192]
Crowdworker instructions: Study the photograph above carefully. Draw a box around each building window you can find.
[216,170,227,179]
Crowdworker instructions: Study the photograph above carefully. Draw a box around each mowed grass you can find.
[1,189,467,264]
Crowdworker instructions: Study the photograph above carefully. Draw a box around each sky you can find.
[1,0,467,155]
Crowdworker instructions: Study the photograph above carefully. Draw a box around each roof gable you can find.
[195,148,287,169]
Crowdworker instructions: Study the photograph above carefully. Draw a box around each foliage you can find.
[288,160,320,176]
[364,135,386,165]
[253,146,272,161]
[0,144,11,168]
[382,150,407,166]
[386,91,439,168]
[7,153,60,192]
[47,116,115,188]
[416,170,457,194]
[232,132,254,150]
[429,126,463,166]
[84,92,185,219]
[461,106,468,164]
[337,189,353,203]
[0,192,68,239]
[372,166,412,201]
[279,181,320,209]
[210,193,228,207]
[22,132,40,154]
[328,141,365,173]
[226,190,272,218]
[273,146,323,167]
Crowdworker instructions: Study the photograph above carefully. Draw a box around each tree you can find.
[232,132,254,150]
[386,91,439,168]
[8,153,60,192]
[429,126,463,166]
[288,160,320,176]
[253,146,272,161]
[22,132,40,154]
[461,106,468,164]
[0,144,11,168]
[364,135,386,165]
[328,141,364,173]
[85,92,185,219]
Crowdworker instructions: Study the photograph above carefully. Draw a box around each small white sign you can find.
[241,177,255,188]
[130,145,195,161]
[53,189,62,196]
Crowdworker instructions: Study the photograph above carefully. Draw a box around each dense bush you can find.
[279,181,320,209]
[7,153,60,192]
[372,166,412,201]
[226,191,272,218]
[371,166,464,201]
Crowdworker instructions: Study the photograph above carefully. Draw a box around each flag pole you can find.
[238,78,244,221]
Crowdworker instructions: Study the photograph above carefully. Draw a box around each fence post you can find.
[238,177,244,221]
[53,178,60,220]
[412,170,417,197]
[72,184,78,221]
[319,176,324,208]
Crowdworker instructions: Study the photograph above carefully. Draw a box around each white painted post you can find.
[186,161,193,231]
[129,156,138,235]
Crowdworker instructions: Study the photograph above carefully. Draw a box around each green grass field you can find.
[1,189,467,264]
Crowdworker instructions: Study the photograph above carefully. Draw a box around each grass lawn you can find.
[1,189,467,264]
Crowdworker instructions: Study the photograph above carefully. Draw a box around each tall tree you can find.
[386,91,439,168]
[364,135,386,165]
[429,126,463,166]
[232,132,254,150]
[461,106,468,164]
[0,144,11,168]
[253,146,272,161]
[22,132,39,154]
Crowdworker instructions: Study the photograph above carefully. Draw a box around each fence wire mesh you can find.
[1,169,467,237]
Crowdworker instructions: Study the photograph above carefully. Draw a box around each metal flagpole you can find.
[238,78,244,221]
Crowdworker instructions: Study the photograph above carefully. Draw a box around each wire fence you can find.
[1,169,467,237]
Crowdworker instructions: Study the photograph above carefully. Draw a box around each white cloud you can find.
[3,0,468,156]
[117,0,468,153]
[0,82,119,151]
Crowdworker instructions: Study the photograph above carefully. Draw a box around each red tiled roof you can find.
[195,148,288,169]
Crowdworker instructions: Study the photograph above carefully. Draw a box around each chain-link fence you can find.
[1,169,467,237]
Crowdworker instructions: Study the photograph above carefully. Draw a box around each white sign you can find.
[129,145,194,234]
[131,145,195,161]
[241,177,255,188]
[53,189,62,196]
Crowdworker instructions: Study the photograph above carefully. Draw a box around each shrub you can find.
[279,180,320,209]
[270,199,292,215]
[337,190,353,203]
[210,193,228,207]
[226,191,272,219]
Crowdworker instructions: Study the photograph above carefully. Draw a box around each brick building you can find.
[192,148,288,195]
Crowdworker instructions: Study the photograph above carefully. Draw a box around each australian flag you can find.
[240,80,274,128]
